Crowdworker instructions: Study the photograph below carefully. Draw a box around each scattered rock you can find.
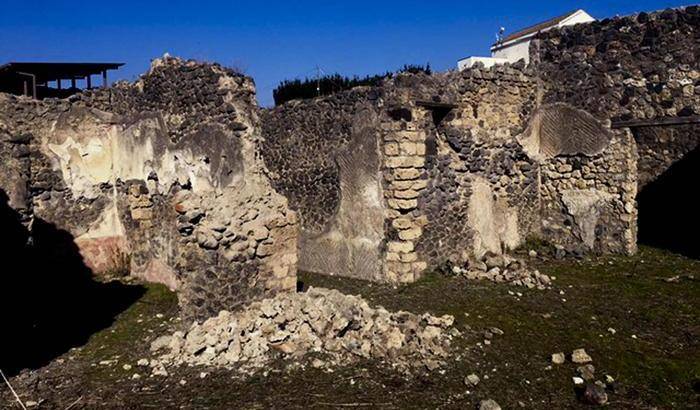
[572,376,585,387]
[571,348,592,364]
[464,373,480,386]
[582,381,608,405]
[577,364,596,381]
[122,364,132,371]
[461,256,553,289]
[150,335,173,352]
[551,352,566,364]
[150,287,457,375]
[151,365,168,377]
[137,358,149,367]
[479,399,502,410]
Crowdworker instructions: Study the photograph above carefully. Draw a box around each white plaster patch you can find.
[561,189,614,249]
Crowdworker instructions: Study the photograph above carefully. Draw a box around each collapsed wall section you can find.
[0,57,298,321]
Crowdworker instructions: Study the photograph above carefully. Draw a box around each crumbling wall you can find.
[516,103,638,255]
[262,66,541,282]
[391,67,538,272]
[0,57,298,321]
[533,6,700,187]
[530,6,700,255]
[262,89,386,281]
[0,109,31,227]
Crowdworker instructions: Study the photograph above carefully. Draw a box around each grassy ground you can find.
[2,246,698,409]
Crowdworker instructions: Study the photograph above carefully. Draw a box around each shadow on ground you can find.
[0,189,145,376]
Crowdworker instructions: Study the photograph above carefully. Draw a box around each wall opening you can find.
[637,144,700,259]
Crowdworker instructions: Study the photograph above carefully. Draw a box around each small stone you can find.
[582,381,608,405]
[131,373,141,380]
[137,358,149,367]
[150,335,173,352]
[464,373,480,386]
[572,376,585,386]
[152,366,168,377]
[200,372,208,379]
[122,364,132,371]
[179,379,187,386]
[528,250,537,258]
[311,358,325,368]
[607,327,616,335]
[25,401,38,408]
[551,352,566,364]
[572,348,592,364]
[577,364,596,381]
[479,399,501,410]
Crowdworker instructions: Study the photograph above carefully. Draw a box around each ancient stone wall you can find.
[0,111,31,228]
[0,57,298,321]
[262,65,541,282]
[261,88,386,281]
[529,6,700,255]
[533,6,700,187]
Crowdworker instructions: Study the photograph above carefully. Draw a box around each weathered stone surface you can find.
[561,189,615,249]
[518,103,613,160]
[572,348,593,364]
[0,56,299,322]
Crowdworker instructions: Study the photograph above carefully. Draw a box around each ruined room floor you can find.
[2,247,698,409]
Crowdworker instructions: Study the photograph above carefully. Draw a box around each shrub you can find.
[272,63,431,106]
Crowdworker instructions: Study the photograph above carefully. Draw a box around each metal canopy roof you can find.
[0,62,124,82]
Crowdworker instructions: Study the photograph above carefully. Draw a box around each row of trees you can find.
[272,64,431,106]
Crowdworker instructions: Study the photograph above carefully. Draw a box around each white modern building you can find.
[458,9,595,70]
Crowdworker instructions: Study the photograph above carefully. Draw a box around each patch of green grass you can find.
[77,282,178,380]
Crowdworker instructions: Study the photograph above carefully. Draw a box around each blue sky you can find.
[0,1,693,106]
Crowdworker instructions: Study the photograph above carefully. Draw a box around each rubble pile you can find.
[149,287,458,374]
[452,254,554,289]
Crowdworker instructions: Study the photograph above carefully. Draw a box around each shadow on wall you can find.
[637,145,700,259]
[0,189,145,376]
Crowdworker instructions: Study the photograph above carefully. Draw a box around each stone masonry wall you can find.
[261,88,386,281]
[529,6,700,255]
[0,56,298,322]
[533,6,700,188]
[0,113,31,228]
[262,65,541,283]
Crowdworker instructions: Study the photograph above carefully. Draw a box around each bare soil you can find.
[2,246,698,409]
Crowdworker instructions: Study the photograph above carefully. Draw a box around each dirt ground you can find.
[1,246,698,409]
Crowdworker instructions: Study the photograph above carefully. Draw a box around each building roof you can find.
[492,9,586,48]
[0,62,124,82]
